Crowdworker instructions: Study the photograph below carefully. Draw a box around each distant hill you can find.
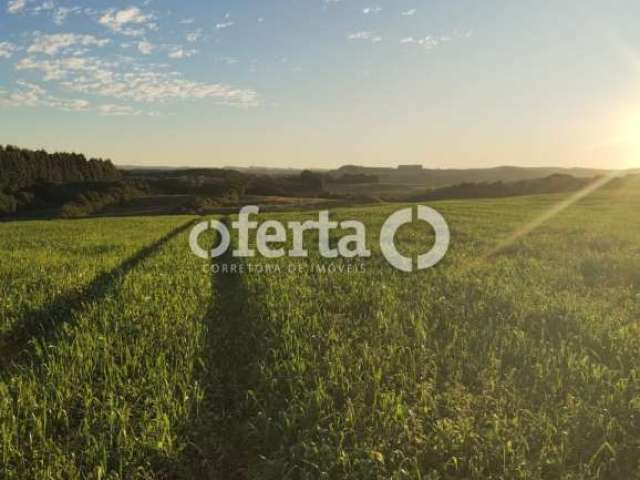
[117,165,180,171]
[406,173,639,203]
[226,166,328,177]
[330,165,625,189]
[116,163,637,189]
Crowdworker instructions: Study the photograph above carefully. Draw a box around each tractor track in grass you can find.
[177,217,267,480]
[0,218,199,374]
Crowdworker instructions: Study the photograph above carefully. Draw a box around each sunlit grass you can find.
[2,187,640,478]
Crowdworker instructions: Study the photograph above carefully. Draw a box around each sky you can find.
[1,0,640,169]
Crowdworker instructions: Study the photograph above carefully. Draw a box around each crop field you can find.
[2,185,640,479]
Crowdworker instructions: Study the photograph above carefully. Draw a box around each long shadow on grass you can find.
[0,218,198,374]
[177,218,270,480]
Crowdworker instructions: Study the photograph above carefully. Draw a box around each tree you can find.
[0,145,121,194]
[300,170,324,191]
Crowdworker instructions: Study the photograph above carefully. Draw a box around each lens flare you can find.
[483,171,622,259]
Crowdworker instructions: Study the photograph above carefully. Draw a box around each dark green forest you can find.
[0,145,120,192]
[0,145,123,216]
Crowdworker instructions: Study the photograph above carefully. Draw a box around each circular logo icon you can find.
[379,206,450,272]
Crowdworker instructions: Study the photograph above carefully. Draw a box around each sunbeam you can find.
[483,170,623,259]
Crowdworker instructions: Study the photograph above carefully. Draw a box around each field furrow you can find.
[0,217,212,479]
[180,193,640,479]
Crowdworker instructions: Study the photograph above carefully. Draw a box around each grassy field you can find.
[1,185,640,479]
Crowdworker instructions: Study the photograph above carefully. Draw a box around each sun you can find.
[603,108,640,169]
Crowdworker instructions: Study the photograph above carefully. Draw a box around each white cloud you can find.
[7,0,26,14]
[8,0,81,24]
[401,30,472,50]
[16,56,117,82]
[17,56,259,107]
[348,31,382,43]
[0,42,18,59]
[53,6,81,25]
[168,48,197,59]
[27,33,111,56]
[402,9,417,16]
[98,103,163,117]
[98,104,140,116]
[400,36,441,49]
[216,21,234,30]
[31,0,54,13]
[99,7,153,37]
[0,81,154,116]
[2,4,260,114]
[0,81,44,107]
[186,29,203,43]
[0,80,90,111]
[137,41,154,55]
[51,97,90,111]
[348,32,371,40]
[363,6,382,14]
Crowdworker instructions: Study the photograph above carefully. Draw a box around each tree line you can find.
[0,145,122,216]
[0,145,120,194]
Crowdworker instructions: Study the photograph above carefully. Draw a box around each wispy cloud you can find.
[401,30,472,50]
[137,40,154,55]
[363,6,382,15]
[216,21,234,30]
[402,9,417,16]
[348,31,382,43]
[216,12,234,30]
[30,0,54,14]
[27,32,110,56]
[16,56,259,107]
[7,0,81,25]
[186,29,203,43]
[168,48,197,59]
[99,7,154,37]
[0,80,90,111]
[7,0,26,14]
[53,6,82,25]
[0,80,162,116]
[0,42,18,59]
[98,104,141,116]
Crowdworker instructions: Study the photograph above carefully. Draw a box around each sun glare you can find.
[626,113,640,162]
[603,108,640,169]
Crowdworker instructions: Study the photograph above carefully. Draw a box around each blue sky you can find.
[1,0,640,169]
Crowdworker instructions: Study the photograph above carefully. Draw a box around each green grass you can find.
[0,216,212,478]
[2,188,640,479]
[0,217,193,336]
